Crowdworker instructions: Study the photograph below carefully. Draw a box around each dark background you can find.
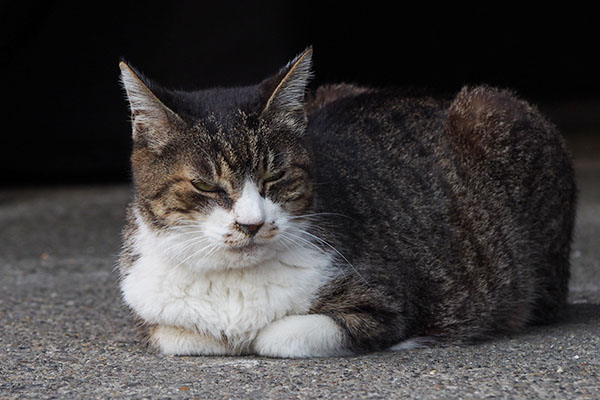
[2,2,598,186]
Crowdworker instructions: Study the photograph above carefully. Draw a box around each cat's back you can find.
[306,84,574,234]
[306,85,454,256]
[307,84,576,337]
[307,85,448,169]
[306,84,451,221]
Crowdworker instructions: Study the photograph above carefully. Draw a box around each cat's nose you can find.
[235,222,264,237]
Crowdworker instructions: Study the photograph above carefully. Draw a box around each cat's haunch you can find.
[118,48,576,357]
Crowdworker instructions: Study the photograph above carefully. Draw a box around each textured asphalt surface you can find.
[1,134,598,399]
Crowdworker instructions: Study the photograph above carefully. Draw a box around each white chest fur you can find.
[120,218,334,353]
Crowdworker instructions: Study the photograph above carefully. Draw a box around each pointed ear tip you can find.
[119,61,133,74]
[302,46,313,59]
[290,47,313,71]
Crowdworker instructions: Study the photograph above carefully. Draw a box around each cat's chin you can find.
[221,244,278,269]
[182,242,279,272]
[226,241,265,254]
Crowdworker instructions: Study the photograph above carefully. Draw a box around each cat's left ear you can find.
[260,47,313,133]
[119,61,184,151]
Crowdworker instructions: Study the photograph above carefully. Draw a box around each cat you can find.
[117,47,576,358]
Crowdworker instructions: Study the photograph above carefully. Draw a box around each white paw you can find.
[252,314,351,358]
[151,325,231,356]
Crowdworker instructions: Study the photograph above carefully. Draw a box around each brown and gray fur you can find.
[118,48,576,354]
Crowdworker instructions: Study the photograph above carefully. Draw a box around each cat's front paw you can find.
[252,314,351,358]
[150,325,230,356]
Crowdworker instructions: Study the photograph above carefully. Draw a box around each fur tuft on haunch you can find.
[117,49,576,358]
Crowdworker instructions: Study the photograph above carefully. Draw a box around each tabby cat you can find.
[118,48,576,357]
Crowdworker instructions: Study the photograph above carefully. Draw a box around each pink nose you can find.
[235,222,263,237]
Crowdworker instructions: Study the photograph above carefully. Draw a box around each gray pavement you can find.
[1,135,599,399]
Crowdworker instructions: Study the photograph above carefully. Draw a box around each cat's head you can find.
[121,48,319,270]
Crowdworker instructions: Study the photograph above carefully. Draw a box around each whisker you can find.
[288,227,374,290]
[163,234,212,256]
[166,225,204,233]
[287,212,350,221]
[171,234,210,246]
[169,219,202,226]
[203,243,222,260]
[280,230,326,253]
[279,231,350,277]
[174,240,219,268]
[171,240,212,259]
[278,232,312,259]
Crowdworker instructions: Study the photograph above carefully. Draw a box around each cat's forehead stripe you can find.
[218,151,237,177]
[149,177,187,201]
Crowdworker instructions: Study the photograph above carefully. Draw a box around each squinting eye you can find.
[264,171,285,183]
[191,180,220,192]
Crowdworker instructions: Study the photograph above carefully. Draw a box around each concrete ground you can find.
[1,134,598,399]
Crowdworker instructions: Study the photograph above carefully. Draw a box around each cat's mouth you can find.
[226,240,265,253]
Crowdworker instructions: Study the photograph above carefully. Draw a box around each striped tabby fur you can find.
[118,48,576,357]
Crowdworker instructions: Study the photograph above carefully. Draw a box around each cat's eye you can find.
[264,171,285,183]
[191,180,220,193]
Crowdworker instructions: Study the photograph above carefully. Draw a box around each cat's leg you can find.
[252,314,352,358]
[252,274,419,358]
[150,325,231,356]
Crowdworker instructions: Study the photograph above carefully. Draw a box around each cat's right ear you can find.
[259,47,313,135]
[119,61,183,150]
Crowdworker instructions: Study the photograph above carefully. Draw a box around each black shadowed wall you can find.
[2,2,598,185]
